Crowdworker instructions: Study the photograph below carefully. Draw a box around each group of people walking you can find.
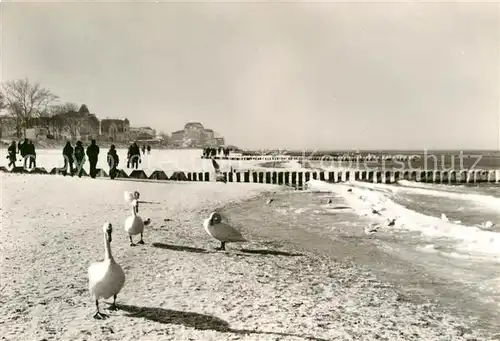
[7,139,37,169]
[62,139,100,178]
[203,146,231,158]
[6,139,153,181]
[126,143,152,169]
[62,140,152,179]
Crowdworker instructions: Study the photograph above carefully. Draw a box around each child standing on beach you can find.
[74,141,85,178]
[62,141,74,176]
[86,139,100,179]
[107,145,119,179]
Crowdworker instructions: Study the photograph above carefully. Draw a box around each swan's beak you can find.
[107,232,112,243]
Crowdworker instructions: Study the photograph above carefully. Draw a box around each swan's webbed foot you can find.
[93,311,108,319]
[216,241,226,251]
[108,294,118,311]
[129,236,136,246]
[137,232,145,244]
[130,243,136,247]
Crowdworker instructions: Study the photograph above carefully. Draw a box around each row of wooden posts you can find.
[201,155,416,161]
[2,165,500,188]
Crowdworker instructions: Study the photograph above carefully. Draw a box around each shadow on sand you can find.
[114,303,328,341]
[238,248,303,257]
[152,242,207,254]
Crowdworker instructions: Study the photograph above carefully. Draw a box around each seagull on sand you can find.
[211,158,227,183]
[203,211,247,251]
[364,223,380,235]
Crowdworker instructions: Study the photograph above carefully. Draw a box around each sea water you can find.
[224,180,500,335]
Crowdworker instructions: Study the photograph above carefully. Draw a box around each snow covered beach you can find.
[0,173,491,340]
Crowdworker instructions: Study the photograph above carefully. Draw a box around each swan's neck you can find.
[132,205,138,217]
[104,234,113,260]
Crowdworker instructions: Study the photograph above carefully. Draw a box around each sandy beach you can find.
[0,174,490,341]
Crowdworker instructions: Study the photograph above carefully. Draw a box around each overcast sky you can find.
[2,1,499,150]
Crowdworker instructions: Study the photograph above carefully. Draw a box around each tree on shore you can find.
[1,78,59,137]
[47,103,99,140]
[0,92,6,112]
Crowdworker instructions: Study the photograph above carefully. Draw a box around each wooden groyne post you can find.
[2,167,499,189]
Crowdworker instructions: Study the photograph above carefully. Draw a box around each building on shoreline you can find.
[1,108,223,149]
[169,122,225,148]
[99,118,130,142]
[0,105,100,141]
[129,126,156,141]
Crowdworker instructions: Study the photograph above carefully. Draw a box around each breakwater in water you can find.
[3,165,500,189]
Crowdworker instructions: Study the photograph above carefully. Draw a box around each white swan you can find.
[124,199,150,246]
[203,212,247,251]
[124,190,140,205]
[88,222,126,320]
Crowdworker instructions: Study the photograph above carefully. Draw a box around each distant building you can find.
[1,108,100,141]
[170,130,185,147]
[214,137,225,146]
[100,118,130,142]
[169,122,225,148]
[129,126,157,141]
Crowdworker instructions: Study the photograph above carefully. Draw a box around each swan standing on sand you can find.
[203,212,247,251]
[124,190,140,206]
[124,190,160,212]
[88,223,125,320]
[124,199,151,246]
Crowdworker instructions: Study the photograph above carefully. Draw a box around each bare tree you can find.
[1,78,59,137]
[51,103,82,139]
[0,92,6,112]
[51,102,79,115]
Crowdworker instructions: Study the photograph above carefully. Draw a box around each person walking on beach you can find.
[126,143,132,168]
[7,141,17,168]
[107,144,119,180]
[62,141,74,176]
[74,141,85,178]
[129,142,141,169]
[19,138,28,168]
[86,139,100,179]
[146,144,151,154]
[141,144,146,155]
[25,140,36,169]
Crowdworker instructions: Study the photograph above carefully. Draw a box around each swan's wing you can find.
[211,158,221,174]
[212,222,247,242]
[88,262,106,292]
